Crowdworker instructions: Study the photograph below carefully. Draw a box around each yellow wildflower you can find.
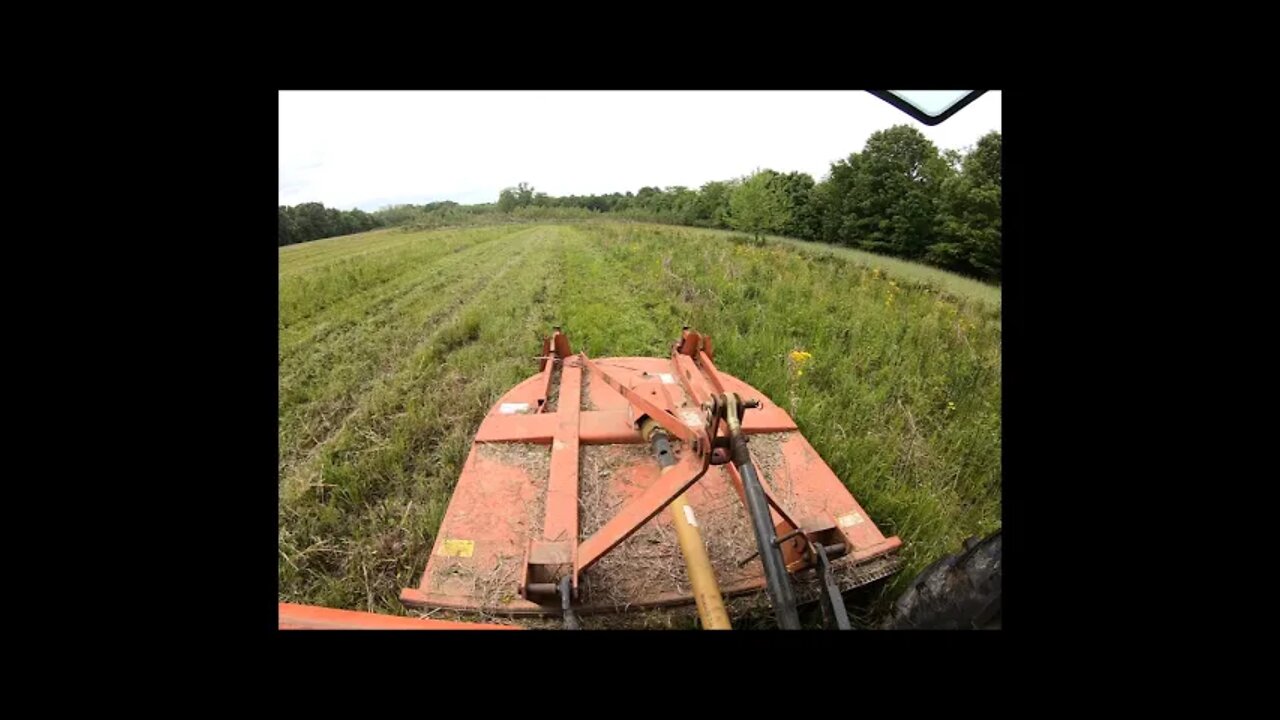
[787,349,812,380]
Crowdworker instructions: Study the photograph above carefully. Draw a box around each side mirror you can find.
[869,90,987,126]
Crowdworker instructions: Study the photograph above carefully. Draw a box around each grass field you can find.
[278,221,1002,624]
[755,233,1001,308]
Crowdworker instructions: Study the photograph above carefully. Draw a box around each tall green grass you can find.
[278,221,1000,620]
[678,225,1001,308]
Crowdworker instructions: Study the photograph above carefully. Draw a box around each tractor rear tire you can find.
[883,529,1001,630]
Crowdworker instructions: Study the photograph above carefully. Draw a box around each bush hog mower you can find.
[281,327,902,630]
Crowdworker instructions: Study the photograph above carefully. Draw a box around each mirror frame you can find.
[868,90,988,126]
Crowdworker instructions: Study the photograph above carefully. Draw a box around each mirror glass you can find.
[885,90,977,118]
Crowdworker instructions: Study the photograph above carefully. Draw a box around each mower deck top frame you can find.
[400,330,901,618]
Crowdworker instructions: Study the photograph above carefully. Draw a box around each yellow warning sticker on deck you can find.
[437,539,475,557]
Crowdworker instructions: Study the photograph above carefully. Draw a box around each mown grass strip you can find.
[279,229,546,483]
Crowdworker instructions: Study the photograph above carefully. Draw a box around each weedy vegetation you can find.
[278,221,1000,624]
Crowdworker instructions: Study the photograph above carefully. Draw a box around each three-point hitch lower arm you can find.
[716,393,802,629]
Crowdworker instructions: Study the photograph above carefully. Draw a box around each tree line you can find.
[496,126,1001,281]
[280,125,1000,282]
[278,203,384,247]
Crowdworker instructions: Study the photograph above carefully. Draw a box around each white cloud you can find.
[279,90,1002,210]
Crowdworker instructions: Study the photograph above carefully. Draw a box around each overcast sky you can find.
[279,91,1002,211]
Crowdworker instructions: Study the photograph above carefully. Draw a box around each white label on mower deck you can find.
[658,373,676,385]
[838,512,865,528]
[499,403,530,415]
[680,409,704,427]
[683,505,699,527]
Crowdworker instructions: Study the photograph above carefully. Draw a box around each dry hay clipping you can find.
[578,443,765,610]
[422,434,898,628]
